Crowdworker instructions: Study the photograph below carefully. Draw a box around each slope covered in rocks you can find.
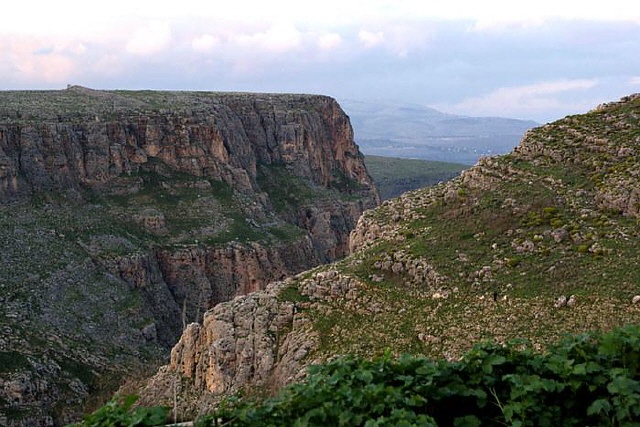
[138,94,640,420]
[0,87,378,426]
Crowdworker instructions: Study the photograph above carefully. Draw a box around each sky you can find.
[2,0,640,123]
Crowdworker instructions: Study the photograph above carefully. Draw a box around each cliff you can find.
[0,87,378,426]
[0,86,378,257]
[137,94,640,420]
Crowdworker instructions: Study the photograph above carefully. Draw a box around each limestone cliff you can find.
[137,94,640,420]
[0,87,378,258]
[0,88,378,426]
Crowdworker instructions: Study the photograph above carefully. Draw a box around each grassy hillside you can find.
[364,155,467,200]
[310,95,640,362]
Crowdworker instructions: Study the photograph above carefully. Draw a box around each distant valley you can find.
[340,99,538,164]
[363,155,467,200]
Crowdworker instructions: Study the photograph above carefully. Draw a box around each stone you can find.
[554,295,567,308]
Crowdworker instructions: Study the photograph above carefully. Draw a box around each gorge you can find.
[0,87,379,426]
[136,94,640,421]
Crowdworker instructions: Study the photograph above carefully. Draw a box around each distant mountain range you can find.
[340,99,538,165]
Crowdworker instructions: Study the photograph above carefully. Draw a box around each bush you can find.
[66,395,168,427]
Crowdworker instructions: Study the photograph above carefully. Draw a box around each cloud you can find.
[191,34,220,53]
[358,30,384,48]
[232,22,303,53]
[630,76,640,86]
[440,79,600,121]
[0,37,79,85]
[317,33,343,51]
[126,21,172,55]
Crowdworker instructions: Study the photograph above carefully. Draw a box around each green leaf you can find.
[406,394,427,407]
[121,394,139,410]
[356,369,374,383]
[607,376,640,395]
[587,398,611,416]
[482,354,506,374]
[454,415,482,427]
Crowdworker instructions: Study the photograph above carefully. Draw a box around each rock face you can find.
[0,88,378,426]
[0,87,378,258]
[137,271,360,420]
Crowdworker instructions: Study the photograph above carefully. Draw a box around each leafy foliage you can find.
[66,395,168,427]
[194,324,640,426]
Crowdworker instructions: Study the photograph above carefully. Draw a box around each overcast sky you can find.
[2,0,639,122]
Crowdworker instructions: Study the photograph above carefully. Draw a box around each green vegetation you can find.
[278,284,311,304]
[257,164,316,212]
[66,395,168,427]
[364,155,466,200]
[256,163,365,212]
[300,95,640,363]
[0,351,30,373]
[78,325,640,427]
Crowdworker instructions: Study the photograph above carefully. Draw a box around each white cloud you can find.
[630,76,640,86]
[126,21,172,55]
[3,0,639,43]
[317,33,343,51]
[388,0,640,25]
[358,30,385,48]
[232,22,303,53]
[192,34,220,53]
[440,79,600,121]
[0,37,80,85]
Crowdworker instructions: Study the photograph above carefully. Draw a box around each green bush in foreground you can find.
[74,324,640,426]
[67,395,168,427]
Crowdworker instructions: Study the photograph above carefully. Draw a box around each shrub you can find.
[66,395,168,427]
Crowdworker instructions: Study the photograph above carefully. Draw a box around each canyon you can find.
[136,94,640,421]
[0,87,378,426]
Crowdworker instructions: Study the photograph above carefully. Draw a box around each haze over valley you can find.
[342,99,538,164]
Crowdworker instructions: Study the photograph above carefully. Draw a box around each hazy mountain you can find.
[340,99,539,164]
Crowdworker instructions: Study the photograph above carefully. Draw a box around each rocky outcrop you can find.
[0,88,378,426]
[0,88,379,256]
[137,269,362,420]
[139,281,318,418]
[512,94,640,218]
[153,239,318,327]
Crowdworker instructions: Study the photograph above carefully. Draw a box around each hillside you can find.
[340,99,538,164]
[138,94,640,419]
[364,155,467,200]
[0,87,379,426]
